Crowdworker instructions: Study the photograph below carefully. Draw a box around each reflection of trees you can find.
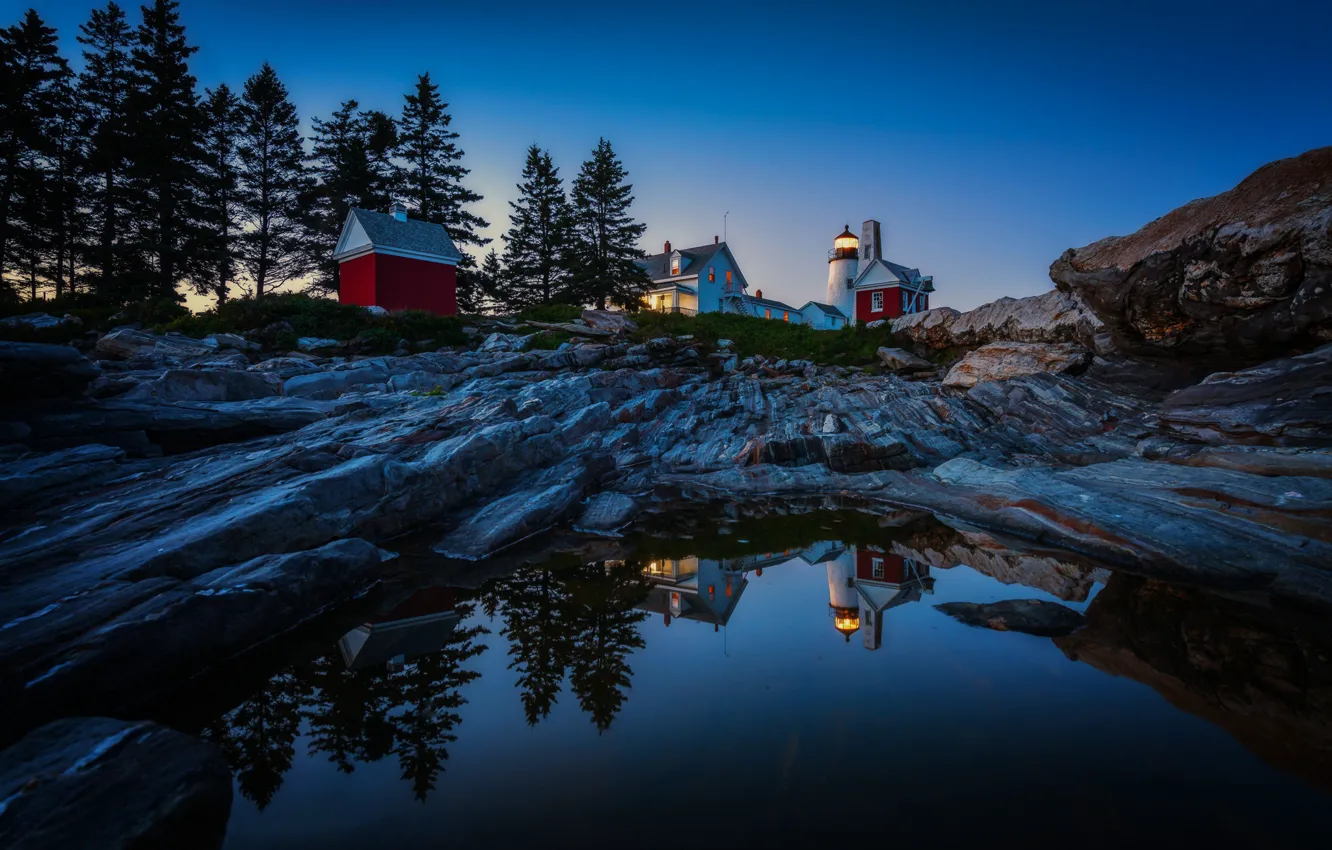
[203,669,310,810]
[481,560,650,731]
[205,600,487,807]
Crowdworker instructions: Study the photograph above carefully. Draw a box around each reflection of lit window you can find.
[872,557,884,578]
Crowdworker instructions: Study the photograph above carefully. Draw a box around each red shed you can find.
[851,256,933,323]
[333,203,464,315]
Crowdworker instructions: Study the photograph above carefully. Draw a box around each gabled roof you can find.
[853,256,922,288]
[638,242,728,281]
[798,301,847,319]
[333,207,464,263]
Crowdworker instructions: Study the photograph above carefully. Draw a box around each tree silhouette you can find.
[566,561,649,732]
[483,565,575,725]
[202,666,312,809]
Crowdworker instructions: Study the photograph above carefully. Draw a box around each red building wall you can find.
[337,252,458,316]
[855,285,902,323]
[338,254,376,308]
[856,550,909,584]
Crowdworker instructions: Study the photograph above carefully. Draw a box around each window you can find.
[764,309,772,319]
[708,267,715,282]
[670,257,680,275]
[872,557,884,578]
[725,270,732,283]
[783,311,789,322]
[871,291,883,312]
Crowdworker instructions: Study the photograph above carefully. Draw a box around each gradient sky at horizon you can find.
[8,0,1331,311]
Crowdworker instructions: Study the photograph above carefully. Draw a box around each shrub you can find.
[516,302,581,324]
[629,310,896,366]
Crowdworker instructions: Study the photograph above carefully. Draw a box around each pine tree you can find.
[302,100,395,292]
[396,72,489,295]
[500,144,574,308]
[123,0,206,302]
[568,138,649,309]
[195,83,241,302]
[41,64,82,298]
[236,63,308,298]
[77,2,136,299]
[474,248,504,314]
[0,10,70,297]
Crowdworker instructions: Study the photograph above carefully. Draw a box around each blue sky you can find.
[9,0,1331,310]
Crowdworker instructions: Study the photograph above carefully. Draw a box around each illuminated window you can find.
[783,311,789,322]
[671,257,679,275]
[764,309,772,319]
[871,291,883,312]
[708,267,715,282]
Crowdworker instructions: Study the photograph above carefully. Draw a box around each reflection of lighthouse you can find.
[826,552,860,642]
[819,546,934,648]
[825,225,859,319]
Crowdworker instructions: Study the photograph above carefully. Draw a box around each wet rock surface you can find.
[0,717,232,849]
[935,598,1086,636]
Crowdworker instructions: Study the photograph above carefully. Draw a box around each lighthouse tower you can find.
[825,225,859,319]
[825,553,861,643]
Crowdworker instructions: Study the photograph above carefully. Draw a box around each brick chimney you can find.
[664,240,671,253]
[755,289,762,299]
[390,201,408,223]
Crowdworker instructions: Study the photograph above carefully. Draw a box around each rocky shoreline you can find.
[1,147,1330,846]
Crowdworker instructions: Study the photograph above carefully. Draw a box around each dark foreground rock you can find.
[0,341,99,400]
[1159,343,1332,446]
[0,717,232,849]
[934,599,1086,636]
[1051,146,1332,364]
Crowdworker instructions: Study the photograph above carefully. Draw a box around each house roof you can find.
[648,282,697,295]
[798,301,847,319]
[748,294,799,313]
[336,207,464,262]
[853,257,934,290]
[638,242,727,281]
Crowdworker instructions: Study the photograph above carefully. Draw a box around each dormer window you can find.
[671,257,679,275]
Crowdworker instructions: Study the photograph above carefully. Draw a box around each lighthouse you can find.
[825,225,858,319]
[825,552,861,643]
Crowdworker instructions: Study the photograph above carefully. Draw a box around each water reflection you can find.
[194,515,1332,833]
[202,590,487,806]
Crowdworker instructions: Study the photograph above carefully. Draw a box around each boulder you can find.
[935,598,1086,636]
[1050,146,1332,364]
[283,364,388,399]
[296,336,338,353]
[0,341,100,400]
[892,289,1104,350]
[942,341,1091,388]
[203,332,259,352]
[575,492,639,534]
[95,329,215,362]
[876,346,935,375]
[362,305,389,317]
[528,320,614,337]
[248,356,321,379]
[0,717,232,850]
[581,309,638,334]
[0,312,80,331]
[122,369,278,403]
[1159,343,1332,446]
[479,332,534,353]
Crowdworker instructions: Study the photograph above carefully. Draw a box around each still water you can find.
[186,509,1329,849]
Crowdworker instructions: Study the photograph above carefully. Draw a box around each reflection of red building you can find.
[338,586,462,670]
[824,546,934,649]
[856,549,912,584]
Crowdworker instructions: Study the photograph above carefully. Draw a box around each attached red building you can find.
[852,256,933,323]
[333,203,463,315]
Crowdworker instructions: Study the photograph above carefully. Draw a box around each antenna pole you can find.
[724,211,729,243]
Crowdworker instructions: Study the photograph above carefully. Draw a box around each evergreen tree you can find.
[567,561,648,732]
[235,62,307,297]
[568,138,649,309]
[203,665,312,810]
[302,100,395,292]
[499,144,574,308]
[42,65,83,298]
[396,72,489,301]
[0,10,69,297]
[76,1,136,299]
[194,83,241,302]
[123,0,206,301]
[475,248,504,314]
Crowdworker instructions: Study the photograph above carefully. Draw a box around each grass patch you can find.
[629,310,896,366]
[526,330,573,351]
